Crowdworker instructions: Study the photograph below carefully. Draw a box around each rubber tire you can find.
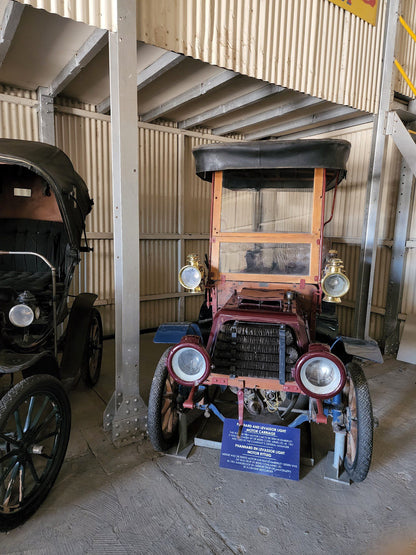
[343,361,373,483]
[81,308,103,387]
[0,375,71,531]
[147,348,180,452]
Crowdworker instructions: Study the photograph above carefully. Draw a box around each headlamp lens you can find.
[304,359,335,387]
[322,273,349,297]
[9,304,34,328]
[299,356,342,396]
[180,266,202,289]
[171,347,207,383]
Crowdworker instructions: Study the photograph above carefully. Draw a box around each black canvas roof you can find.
[193,139,351,189]
[0,139,93,249]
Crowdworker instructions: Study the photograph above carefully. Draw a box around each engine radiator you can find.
[211,321,299,379]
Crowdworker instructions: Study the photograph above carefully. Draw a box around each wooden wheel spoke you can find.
[18,463,25,503]
[31,408,58,440]
[13,410,23,441]
[0,450,17,465]
[0,432,20,447]
[27,457,41,484]
[30,397,50,430]
[2,461,19,508]
[24,396,36,433]
[1,457,18,484]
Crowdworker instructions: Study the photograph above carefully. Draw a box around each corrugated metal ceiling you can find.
[0,2,372,140]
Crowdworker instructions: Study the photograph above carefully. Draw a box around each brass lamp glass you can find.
[321,250,350,303]
[178,254,203,293]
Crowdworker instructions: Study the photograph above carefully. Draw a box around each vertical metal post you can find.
[177,134,186,321]
[353,0,400,339]
[383,162,414,353]
[104,0,147,446]
[37,87,55,145]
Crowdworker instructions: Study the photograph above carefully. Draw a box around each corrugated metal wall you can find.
[311,122,406,341]
[14,1,416,107]
[0,85,413,342]
[137,0,387,113]
[16,0,117,30]
[53,101,228,333]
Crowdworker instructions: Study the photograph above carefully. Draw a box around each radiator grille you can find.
[212,322,299,379]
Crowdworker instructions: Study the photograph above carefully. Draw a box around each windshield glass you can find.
[219,242,311,275]
[221,181,313,233]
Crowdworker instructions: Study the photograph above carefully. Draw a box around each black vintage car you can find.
[0,139,103,530]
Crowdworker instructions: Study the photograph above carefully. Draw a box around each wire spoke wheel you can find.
[0,375,71,531]
[148,349,180,452]
[81,308,103,387]
[343,362,373,483]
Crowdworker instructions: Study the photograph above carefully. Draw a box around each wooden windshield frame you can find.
[210,168,326,285]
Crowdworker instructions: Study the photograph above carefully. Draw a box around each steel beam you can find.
[178,84,285,130]
[141,69,239,122]
[353,0,401,339]
[137,51,183,91]
[245,105,360,140]
[98,50,184,114]
[386,111,416,175]
[49,28,108,97]
[104,0,146,446]
[212,95,327,136]
[0,0,24,67]
[280,114,374,139]
[96,95,111,115]
[37,87,55,145]
[383,161,414,353]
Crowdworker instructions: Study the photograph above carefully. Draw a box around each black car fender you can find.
[60,292,97,377]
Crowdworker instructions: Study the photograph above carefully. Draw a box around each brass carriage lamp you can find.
[178,254,204,293]
[321,250,350,303]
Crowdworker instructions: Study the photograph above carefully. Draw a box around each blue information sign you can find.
[220,419,300,481]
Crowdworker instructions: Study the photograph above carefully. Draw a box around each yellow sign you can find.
[329,0,379,26]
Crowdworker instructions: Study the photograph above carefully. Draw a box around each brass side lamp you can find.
[178,254,204,293]
[321,250,350,303]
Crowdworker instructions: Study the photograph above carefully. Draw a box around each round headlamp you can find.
[167,338,210,386]
[179,254,203,292]
[295,350,346,399]
[9,304,34,328]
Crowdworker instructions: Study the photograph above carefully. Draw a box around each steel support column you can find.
[353,0,400,339]
[104,0,146,446]
[383,162,414,353]
[37,87,55,145]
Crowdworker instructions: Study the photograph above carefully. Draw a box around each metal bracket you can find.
[324,451,350,485]
[164,412,195,459]
[104,392,147,447]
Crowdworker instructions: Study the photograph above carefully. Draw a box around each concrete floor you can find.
[2,334,416,554]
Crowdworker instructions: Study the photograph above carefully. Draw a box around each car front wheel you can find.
[0,375,71,531]
[343,362,373,482]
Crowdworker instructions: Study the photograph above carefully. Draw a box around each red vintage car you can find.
[148,139,377,483]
